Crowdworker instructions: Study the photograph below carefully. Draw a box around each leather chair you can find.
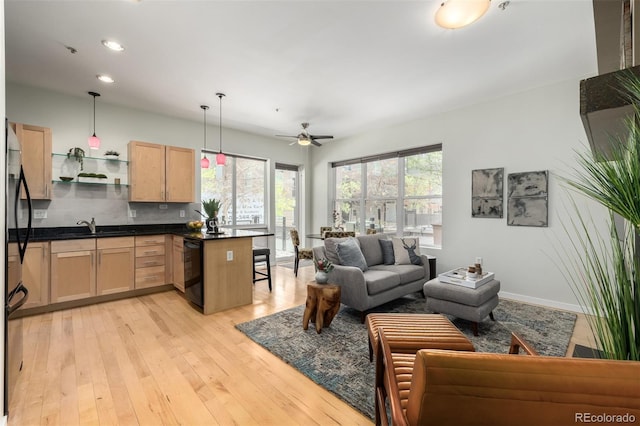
[375,330,640,426]
[290,229,313,277]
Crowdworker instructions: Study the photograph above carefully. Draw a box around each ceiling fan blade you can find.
[309,135,333,140]
[289,141,297,146]
[276,134,298,138]
[310,139,322,147]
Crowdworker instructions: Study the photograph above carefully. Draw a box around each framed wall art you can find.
[507,170,548,227]
[471,168,504,218]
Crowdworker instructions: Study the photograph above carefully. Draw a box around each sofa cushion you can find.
[392,237,422,265]
[379,239,395,265]
[324,237,353,265]
[364,269,402,295]
[336,238,368,271]
[357,233,384,266]
[370,264,425,283]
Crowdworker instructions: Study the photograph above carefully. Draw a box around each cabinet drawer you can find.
[136,255,165,268]
[135,265,166,288]
[135,244,165,258]
[51,239,96,253]
[172,236,184,249]
[135,235,166,246]
[97,236,135,249]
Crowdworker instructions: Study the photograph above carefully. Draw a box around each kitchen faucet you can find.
[77,217,96,234]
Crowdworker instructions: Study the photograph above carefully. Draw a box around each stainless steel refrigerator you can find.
[4,119,31,415]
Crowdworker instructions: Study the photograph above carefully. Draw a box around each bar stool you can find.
[253,248,272,291]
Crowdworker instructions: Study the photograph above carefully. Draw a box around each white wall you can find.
[6,83,308,230]
[309,78,609,311]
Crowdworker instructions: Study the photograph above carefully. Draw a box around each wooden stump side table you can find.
[302,283,341,333]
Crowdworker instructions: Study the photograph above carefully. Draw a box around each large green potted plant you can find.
[562,72,640,361]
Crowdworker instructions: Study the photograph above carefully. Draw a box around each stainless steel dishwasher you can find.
[183,238,203,309]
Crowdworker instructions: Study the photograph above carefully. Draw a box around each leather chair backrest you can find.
[407,350,640,426]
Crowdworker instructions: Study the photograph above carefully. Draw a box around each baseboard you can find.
[499,291,585,314]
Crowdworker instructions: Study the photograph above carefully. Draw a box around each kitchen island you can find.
[183,228,273,314]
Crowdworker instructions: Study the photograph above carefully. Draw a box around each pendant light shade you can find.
[200,105,210,169]
[435,0,490,29]
[88,91,101,150]
[216,92,226,166]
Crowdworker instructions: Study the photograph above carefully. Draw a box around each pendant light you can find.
[216,92,226,166]
[88,91,101,150]
[200,105,210,169]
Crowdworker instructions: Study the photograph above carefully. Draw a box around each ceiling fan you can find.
[276,122,334,147]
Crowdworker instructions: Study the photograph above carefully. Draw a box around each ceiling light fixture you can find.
[88,91,101,150]
[101,40,125,52]
[298,135,311,146]
[200,105,210,169]
[216,92,226,166]
[435,0,491,29]
[97,74,114,83]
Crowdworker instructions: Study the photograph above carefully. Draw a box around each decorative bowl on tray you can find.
[59,176,74,182]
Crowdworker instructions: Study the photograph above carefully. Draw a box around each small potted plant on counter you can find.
[202,198,222,233]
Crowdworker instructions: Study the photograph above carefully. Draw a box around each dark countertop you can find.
[11,224,273,243]
[183,228,274,241]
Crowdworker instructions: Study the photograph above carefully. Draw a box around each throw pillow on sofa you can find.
[392,237,423,265]
[379,239,395,265]
[324,237,353,264]
[336,238,368,271]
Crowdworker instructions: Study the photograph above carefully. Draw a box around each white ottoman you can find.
[423,278,500,336]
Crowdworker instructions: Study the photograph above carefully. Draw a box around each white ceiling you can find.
[5,0,598,143]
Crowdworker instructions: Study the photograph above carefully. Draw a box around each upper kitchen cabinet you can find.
[12,122,52,199]
[128,141,195,202]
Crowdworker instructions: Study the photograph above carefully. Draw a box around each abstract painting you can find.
[507,170,548,227]
[471,168,504,218]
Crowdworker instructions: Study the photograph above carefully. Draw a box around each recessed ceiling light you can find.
[97,74,114,83]
[101,40,124,52]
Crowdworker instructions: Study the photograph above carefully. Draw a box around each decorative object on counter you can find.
[104,150,120,159]
[332,209,344,230]
[200,105,210,169]
[216,93,226,166]
[67,147,85,170]
[186,220,204,231]
[314,257,334,284]
[59,176,74,182]
[202,198,222,233]
[87,91,101,150]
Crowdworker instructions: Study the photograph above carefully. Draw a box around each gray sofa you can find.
[312,233,430,318]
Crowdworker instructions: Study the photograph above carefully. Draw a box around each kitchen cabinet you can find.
[97,237,135,295]
[172,235,185,292]
[12,122,52,200]
[23,242,50,308]
[135,235,167,289]
[50,239,96,303]
[128,141,195,202]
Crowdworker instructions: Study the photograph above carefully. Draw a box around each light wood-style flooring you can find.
[9,263,592,425]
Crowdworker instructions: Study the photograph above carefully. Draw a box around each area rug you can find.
[235,295,576,420]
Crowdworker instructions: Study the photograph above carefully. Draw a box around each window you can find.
[201,153,267,227]
[332,144,442,247]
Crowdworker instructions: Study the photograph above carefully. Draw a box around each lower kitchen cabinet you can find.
[172,235,185,292]
[50,239,96,303]
[135,235,167,289]
[97,237,135,295]
[23,242,50,308]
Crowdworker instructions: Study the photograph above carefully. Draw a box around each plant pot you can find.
[315,271,329,284]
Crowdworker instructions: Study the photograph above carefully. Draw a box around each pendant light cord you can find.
[93,95,96,136]
[217,93,225,154]
[201,105,208,151]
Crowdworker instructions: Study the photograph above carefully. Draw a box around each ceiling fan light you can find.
[201,155,210,169]
[435,0,490,29]
[216,152,226,166]
[298,136,311,146]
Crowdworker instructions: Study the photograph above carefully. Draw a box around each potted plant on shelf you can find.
[104,150,120,159]
[560,71,640,361]
[67,147,85,171]
[202,198,222,233]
